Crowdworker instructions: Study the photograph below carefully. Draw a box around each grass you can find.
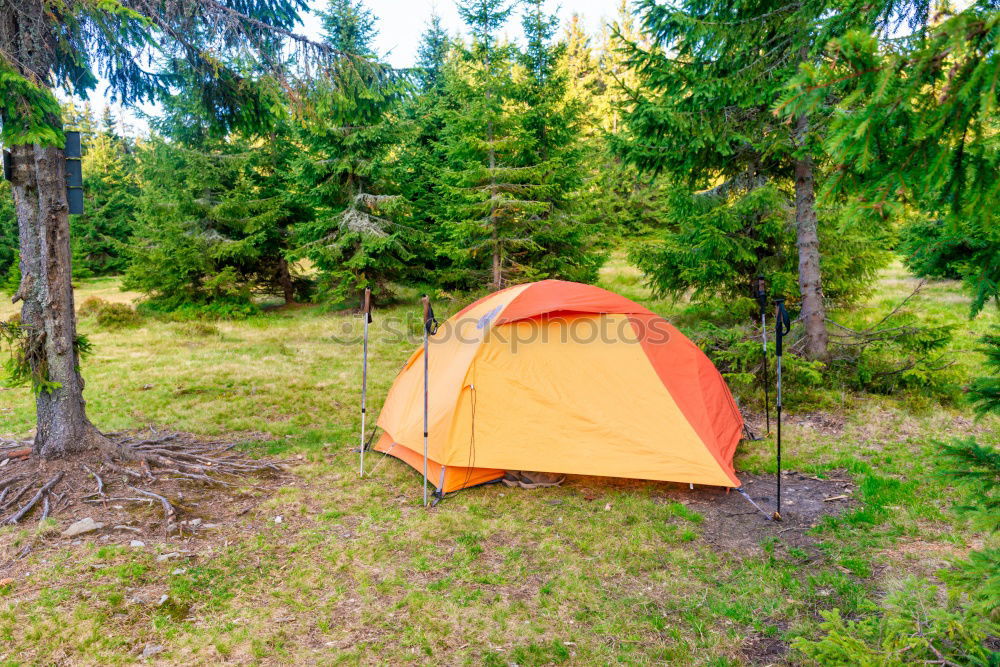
[0,260,997,664]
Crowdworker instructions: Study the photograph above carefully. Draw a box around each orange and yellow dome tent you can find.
[374,280,744,494]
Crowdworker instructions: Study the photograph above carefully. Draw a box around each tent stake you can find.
[773,297,791,521]
[359,288,372,477]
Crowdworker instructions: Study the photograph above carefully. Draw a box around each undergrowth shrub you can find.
[136,296,259,321]
[78,297,142,329]
[95,303,142,329]
[175,321,221,337]
[792,578,996,665]
[680,287,959,411]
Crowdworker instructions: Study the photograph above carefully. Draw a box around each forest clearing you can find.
[0,261,996,664]
[0,0,997,663]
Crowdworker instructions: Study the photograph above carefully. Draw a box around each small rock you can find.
[171,568,187,575]
[142,643,164,658]
[187,518,202,528]
[604,503,612,511]
[274,516,283,524]
[130,540,145,548]
[202,523,220,530]
[156,552,181,562]
[114,525,141,533]
[155,594,169,607]
[62,517,104,537]
[140,384,155,391]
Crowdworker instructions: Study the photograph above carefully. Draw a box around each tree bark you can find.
[792,114,829,361]
[10,143,108,457]
[277,257,295,305]
[2,1,108,457]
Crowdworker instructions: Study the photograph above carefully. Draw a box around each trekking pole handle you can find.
[363,287,372,323]
[774,298,791,356]
[754,276,768,315]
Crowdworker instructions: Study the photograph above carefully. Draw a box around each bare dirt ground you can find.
[0,431,287,584]
[560,469,854,555]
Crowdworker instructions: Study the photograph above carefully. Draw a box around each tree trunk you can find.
[1,1,108,458]
[277,257,295,305]
[793,114,829,361]
[10,143,108,458]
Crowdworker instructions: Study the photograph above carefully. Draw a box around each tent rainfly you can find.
[375,280,744,495]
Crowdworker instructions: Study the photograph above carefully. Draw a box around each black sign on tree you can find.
[64,131,84,215]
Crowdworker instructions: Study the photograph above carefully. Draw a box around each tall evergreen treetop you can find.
[416,13,452,91]
[459,0,516,51]
[319,0,378,56]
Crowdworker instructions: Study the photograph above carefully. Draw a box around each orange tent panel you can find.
[375,281,743,494]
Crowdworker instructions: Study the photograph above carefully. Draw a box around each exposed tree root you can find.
[3,473,63,525]
[0,431,283,530]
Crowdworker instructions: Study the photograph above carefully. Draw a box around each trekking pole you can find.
[773,297,791,521]
[359,287,372,477]
[753,276,771,434]
[421,295,437,507]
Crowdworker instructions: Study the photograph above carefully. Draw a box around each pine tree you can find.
[614,0,886,360]
[0,0,338,458]
[780,0,999,317]
[293,0,412,303]
[125,87,310,310]
[511,0,605,283]
[70,108,139,277]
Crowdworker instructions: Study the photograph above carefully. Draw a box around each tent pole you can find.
[422,295,431,507]
[359,288,371,477]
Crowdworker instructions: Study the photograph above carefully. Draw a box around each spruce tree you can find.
[395,15,460,286]
[0,182,15,292]
[416,12,452,91]
[615,0,879,360]
[125,90,310,310]
[70,108,139,277]
[780,0,999,317]
[0,0,337,458]
[439,0,529,289]
[293,0,412,303]
[438,0,602,288]
[512,0,605,283]
[564,4,674,241]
